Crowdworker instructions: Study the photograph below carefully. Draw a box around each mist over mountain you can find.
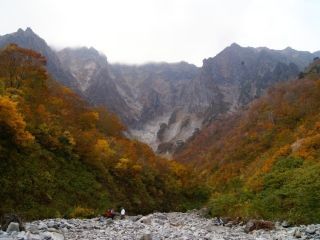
[1,28,319,156]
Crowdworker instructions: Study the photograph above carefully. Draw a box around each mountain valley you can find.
[1,28,319,157]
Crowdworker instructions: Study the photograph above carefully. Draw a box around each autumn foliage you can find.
[175,59,320,224]
[0,44,208,220]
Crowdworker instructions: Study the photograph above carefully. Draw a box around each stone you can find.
[132,215,143,222]
[244,220,275,233]
[1,214,24,231]
[293,228,302,238]
[281,221,290,228]
[6,222,20,233]
[37,222,48,230]
[140,232,152,240]
[306,225,316,234]
[5,212,319,240]
[105,218,113,225]
[140,216,152,225]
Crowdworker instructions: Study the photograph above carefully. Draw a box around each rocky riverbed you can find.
[1,211,320,240]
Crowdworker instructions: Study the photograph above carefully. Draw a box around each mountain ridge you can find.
[1,28,319,155]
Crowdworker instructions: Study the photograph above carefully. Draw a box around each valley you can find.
[1,28,319,156]
[1,27,320,233]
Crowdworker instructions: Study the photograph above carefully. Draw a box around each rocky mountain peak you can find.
[283,46,294,52]
[58,47,109,91]
[0,28,79,90]
[229,42,241,48]
[25,27,34,34]
[15,27,38,38]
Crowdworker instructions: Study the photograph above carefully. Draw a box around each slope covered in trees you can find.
[175,59,320,224]
[0,44,209,220]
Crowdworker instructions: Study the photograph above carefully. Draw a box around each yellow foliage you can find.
[93,139,114,160]
[69,206,95,218]
[115,158,131,170]
[0,96,34,144]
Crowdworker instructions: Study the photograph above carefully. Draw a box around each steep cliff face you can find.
[55,44,318,155]
[0,28,79,90]
[58,47,138,126]
[58,47,108,91]
[184,44,303,120]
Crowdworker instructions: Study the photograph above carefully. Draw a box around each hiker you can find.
[120,207,126,219]
[104,209,115,219]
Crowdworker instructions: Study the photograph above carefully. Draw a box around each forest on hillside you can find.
[176,59,320,224]
[0,44,209,220]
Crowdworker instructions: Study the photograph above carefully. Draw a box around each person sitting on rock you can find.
[120,207,126,220]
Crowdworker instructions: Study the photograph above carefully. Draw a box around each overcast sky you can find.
[0,0,319,66]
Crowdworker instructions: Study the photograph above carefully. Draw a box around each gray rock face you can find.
[94,44,318,154]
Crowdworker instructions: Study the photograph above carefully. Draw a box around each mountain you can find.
[2,28,319,156]
[58,47,136,125]
[0,44,207,219]
[109,62,200,150]
[57,43,319,155]
[58,47,108,91]
[0,28,79,89]
[175,59,320,223]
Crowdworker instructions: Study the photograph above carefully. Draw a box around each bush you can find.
[69,207,95,219]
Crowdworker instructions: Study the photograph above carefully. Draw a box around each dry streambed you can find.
[1,211,320,240]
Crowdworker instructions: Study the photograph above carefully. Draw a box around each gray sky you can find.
[0,0,319,66]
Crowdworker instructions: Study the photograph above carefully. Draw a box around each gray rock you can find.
[293,228,302,238]
[1,214,24,232]
[105,218,113,225]
[306,225,316,234]
[140,232,152,240]
[282,221,290,228]
[140,216,152,225]
[37,222,47,230]
[244,219,274,233]
[131,215,143,222]
[244,220,255,233]
[197,207,210,217]
[6,222,20,233]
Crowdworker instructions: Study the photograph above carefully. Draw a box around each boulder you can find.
[244,220,275,233]
[140,232,152,240]
[281,221,290,228]
[293,228,302,238]
[6,222,20,233]
[1,214,24,231]
[306,225,316,234]
[140,216,152,225]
